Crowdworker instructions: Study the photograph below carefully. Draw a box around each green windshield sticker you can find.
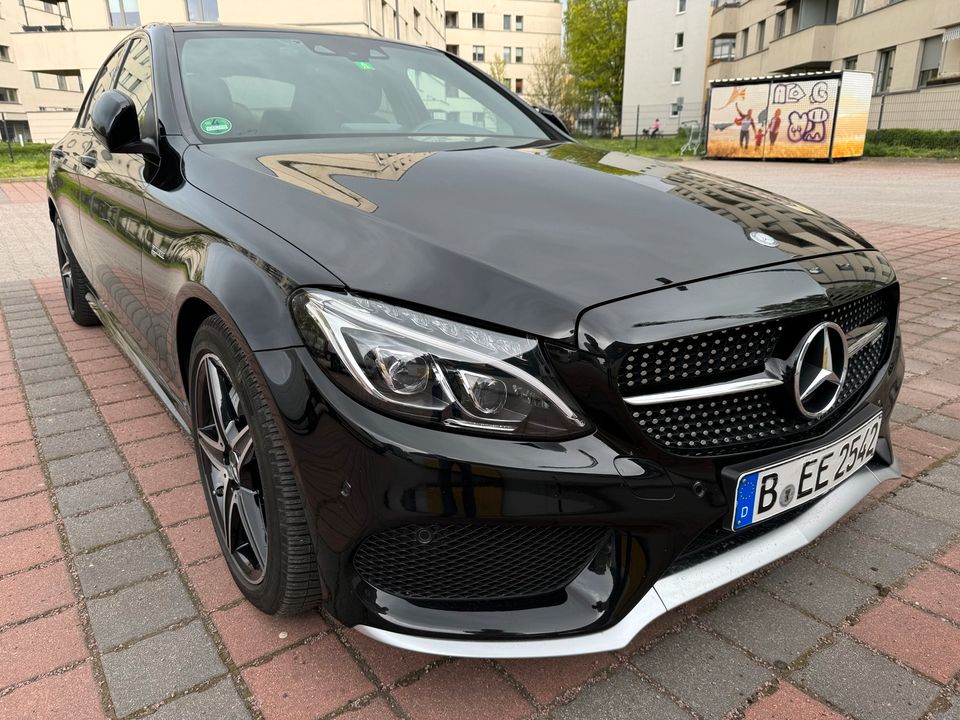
[353,61,375,71]
[199,117,233,135]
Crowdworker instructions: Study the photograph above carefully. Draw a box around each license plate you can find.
[731,412,882,530]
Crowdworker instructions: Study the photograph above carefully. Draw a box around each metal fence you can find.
[869,84,960,132]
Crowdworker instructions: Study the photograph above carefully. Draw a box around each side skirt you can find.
[85,292,191,432]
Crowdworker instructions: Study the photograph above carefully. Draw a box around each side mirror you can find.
[91,89,156,155]
[534,106,569,135]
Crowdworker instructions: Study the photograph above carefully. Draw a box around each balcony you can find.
[710,4,742,36]
[766,23,835,73]
[11,28,127,75]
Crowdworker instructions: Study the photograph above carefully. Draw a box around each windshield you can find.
[177,31,550,146]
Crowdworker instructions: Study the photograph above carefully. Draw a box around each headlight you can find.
[291,289,589,438]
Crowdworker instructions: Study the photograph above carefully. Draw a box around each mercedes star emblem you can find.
[793,322,848,419]
[749,231,779,248]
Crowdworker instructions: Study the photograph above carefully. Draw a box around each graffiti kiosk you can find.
[705,71,873,160]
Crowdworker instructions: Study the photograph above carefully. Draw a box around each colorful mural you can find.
[705,72,872,161]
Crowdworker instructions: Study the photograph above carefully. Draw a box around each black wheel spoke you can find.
[194,352,268,585]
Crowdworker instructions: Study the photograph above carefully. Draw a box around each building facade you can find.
[622,0,710,137]
[0,1,84,142]
[6,0,448,142]
[443,0,562,99]
[704,0,960,129]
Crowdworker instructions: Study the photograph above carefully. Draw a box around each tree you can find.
[564,0,627,110]
[488,53,507,86]
[528,40,574,118]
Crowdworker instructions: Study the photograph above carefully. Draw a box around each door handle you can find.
[51,147,65,159]
[80,153,97,169]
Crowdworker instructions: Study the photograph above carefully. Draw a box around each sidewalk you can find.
[1,165,960,719]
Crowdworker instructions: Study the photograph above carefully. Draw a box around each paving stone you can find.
[33,407,101,438]
[47,448,124,486]
[920,463,960,495]
[934,696,960,720]
[29,390,92,418]
[13,342,65,361]
[552,668,692,720]
[632,626,772,720]
[805,527,923,586]
[848,502,958,557]
[743,682,844,720]
[913,414,960,442]
[39,426,113,461]
[149,678,250,720]
[19,362,75,384]
[15,352,72,373]
[101,621,226,716]
[87,574,196,651]
[11,331,62,349]
[794,636,940,720]
[76,532,174,596]
[0,660,104,720]
[24,376,85,402]
[55,472,139,516]
[0,523,62,576]
[0,608,89,690]
[888,483,960,528]
[702,587,830,666]
[758,556,877,624]
[62,500,155,552]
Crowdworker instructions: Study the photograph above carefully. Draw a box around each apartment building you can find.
[704,0,960,129]
[6,0,446,142]
[443,0,562,98]
[622,0,710,136]
[0,1,83,141]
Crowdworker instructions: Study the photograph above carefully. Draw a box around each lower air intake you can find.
[353,524,609,601]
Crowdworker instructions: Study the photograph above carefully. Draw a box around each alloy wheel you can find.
[194,353,269,584]
[55,220,75,314]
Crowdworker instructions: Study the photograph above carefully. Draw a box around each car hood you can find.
[183,141,873,342]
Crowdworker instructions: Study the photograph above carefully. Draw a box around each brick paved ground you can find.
[1,160,959,720]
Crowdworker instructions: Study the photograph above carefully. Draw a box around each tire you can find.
[188,315,322,614]
[54,215,100,327]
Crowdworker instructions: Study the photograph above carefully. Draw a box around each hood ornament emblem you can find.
[792,322,848,419]
[749,231,779,248]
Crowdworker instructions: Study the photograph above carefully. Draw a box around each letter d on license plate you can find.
[730,412,882,530]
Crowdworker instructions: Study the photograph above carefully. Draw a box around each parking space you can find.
[1,159,959,719]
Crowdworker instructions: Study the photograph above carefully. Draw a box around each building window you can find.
[515,78,523,94]
[445,11,458,28]
[876,47,895,93]
[0,46,9,62]
[675,32,684,49]
[57,74,67,90]
[671,103,680,117]
[843,55,857,70]
[774,11,785,39]
[471,12,484,29]
[504,46,511,63]
[918,35,942,87]
[503,14,510,30]
[107,0,140,27]
[711,36,736,61]
[515,47,523,63]
[672,66,682,83]
[852,0,864,15]
[186,0,218,21]
[739,28,749,56]
[414,9,420,32]
[472,45,485,62]
[677,0,686,13]
[515,15,523,31]
[0,87,19,103]
[756,20,765,50]
[446,44,459,56]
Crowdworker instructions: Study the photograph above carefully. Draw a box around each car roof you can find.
[145,22,443,53]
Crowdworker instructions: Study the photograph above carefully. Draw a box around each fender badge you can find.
[749,231,779,248]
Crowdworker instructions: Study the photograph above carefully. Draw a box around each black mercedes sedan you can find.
[48,24,903,657]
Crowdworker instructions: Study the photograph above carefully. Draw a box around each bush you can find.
[866,129,960,150]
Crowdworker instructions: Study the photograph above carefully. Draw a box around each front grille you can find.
[353,524,608,601]
[622,288,894,455]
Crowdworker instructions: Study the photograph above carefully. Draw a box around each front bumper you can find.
[356,455,898,658]
[254,321,903,656]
